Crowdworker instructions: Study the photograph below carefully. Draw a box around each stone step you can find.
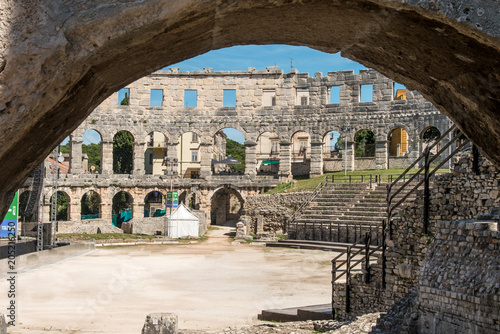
[338,215,385,222]
[347,208,386,213]
[258,304,333,322]
[295,218,382,225]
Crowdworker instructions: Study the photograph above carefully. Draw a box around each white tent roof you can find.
[170,203,199,220]
[168,203,200,238]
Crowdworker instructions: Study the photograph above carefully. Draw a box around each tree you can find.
[81,191,100,215]
[50,192,68,221]
[113,191,132,214]
[355,129,376,157]
[58,142,101,172]
[83,143,101,171]
[113,131,134,174]
[120,92,129,105]
[335,136,343,151]
[422,127,441,143]
[60,142,70,154]
[225,139,246,172]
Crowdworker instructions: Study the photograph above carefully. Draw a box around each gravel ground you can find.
[1,226,338,333]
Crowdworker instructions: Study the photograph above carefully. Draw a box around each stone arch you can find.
[178,189,201,210]
[256,131,281,175]
[177,130,203,179]
[0,1,500,218]
[322,129,342,159]
[354,129,376,158]
[387,127,410,157]
[290,130,311,160]
[81,129,103,174]
[81,190,101,219]
[144,191,165,217]
[420,125,443,155]
[209,186,245,226]
[144,131,169,175]
[49,191,71,221]
[210,124,247,140]
[113,130,135,174]
[112,191,134,226]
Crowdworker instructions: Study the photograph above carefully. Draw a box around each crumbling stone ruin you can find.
[333,152,500,333]
[26,68,448,230]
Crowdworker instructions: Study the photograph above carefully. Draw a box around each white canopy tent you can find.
[167,203,200,238]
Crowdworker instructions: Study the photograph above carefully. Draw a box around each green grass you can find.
[264,182,294,194]
[265,168,449,193]
[57,233,155,241]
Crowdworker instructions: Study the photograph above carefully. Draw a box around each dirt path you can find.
[1,227,336,334]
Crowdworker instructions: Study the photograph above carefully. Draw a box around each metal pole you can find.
[423,147,431,234]
[344,130,348,180]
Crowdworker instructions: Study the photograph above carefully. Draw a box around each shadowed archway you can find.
[0,1,499,218]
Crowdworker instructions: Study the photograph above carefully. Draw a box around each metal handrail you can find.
[288,175,330,231]
[387,126,470,234]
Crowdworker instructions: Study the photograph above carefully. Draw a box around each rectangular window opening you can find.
[184,89,198,107]
[223,89,236,107]
[191,151,198,162]
[192,133,199,142]
[393,83,407,100]
[296,88,309,106]
[263,89,276,107]
[360,84,373,103]
[118,88,130,106]
[150,89,163,107]
[330,86,340,104]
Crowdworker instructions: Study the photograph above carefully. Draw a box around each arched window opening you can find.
[113,131,134,174]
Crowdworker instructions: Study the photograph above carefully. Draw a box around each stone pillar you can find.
[69,135,83,174]
[100,200,112,221]
[70,197,80,221]
[244,140,257,176]
[375,140,389,170]
[440,135,451,169]
[278,142,292,182]
[309,142,324,177]
[166,142,178,161]
[141,313,177,334]
[199,143,213,179]
[256,215,264,233]
[408,139,421,168]
[133,202,145,219]
[346,141,355,171]
[132,141,145,175]
[101,140,114,174]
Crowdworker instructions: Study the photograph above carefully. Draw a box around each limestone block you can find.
[396,263,413,279]
[141,313,177,334]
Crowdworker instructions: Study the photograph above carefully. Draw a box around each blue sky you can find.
[67,45,402,145]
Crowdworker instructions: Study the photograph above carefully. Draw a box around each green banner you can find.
[5,191,18,220]
[166,191,178,208]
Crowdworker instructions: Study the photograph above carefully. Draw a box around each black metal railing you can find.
[331,125,470,316]
[387,125,470,235]
[287,175,332,233]
[289,221,382,244]
[331,230,383,314]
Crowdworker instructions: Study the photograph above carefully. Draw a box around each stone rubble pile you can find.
[177,313,382,334]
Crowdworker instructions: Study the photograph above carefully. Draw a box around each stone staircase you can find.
[288,182,417,243]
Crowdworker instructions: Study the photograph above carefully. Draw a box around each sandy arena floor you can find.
[1,227,337,333]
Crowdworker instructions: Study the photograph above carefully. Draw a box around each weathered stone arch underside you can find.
[0,0,499,217]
